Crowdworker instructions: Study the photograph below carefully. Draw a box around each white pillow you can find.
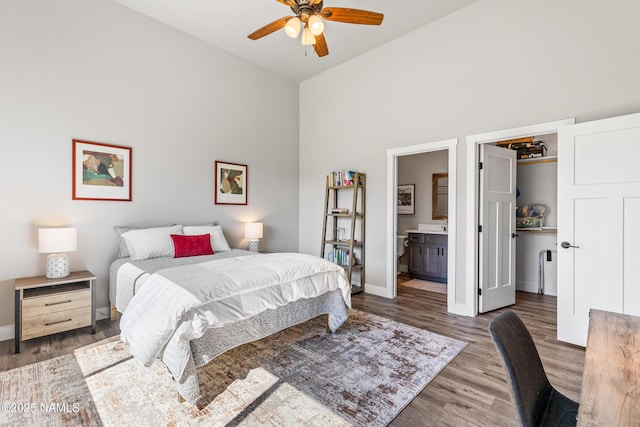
[122,225,184,260]
[183,225,231,252]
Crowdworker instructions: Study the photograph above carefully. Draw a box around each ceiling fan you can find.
[247,0,384,57]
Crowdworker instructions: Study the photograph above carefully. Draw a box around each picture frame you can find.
[215,160,248,205]
[397,184,415,215]
[72,139,132,201]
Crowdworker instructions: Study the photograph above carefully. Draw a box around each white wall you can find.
[0,0,300,330]
[299,0,640,304]
[516,234,557,295]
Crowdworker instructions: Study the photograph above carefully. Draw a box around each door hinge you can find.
[478,162,483,170]
[478,288,482,296]
[478,225,483,233]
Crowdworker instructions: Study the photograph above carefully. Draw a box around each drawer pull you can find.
[45,300,72,306]
[45,319,72,326]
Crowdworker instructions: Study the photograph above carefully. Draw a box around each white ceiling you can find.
[113,0,478,82]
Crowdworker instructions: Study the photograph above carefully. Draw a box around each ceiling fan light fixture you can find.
[308,14,324,36]
[284,16,301,38]
[301,26,316,45]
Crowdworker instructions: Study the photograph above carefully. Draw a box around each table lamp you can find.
[245,222,263,252]
[38,228,77,279]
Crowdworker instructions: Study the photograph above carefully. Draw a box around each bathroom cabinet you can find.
[408,233,447,283]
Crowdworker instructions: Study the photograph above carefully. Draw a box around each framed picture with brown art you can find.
[215,161,247,205]
[72,139,132,201]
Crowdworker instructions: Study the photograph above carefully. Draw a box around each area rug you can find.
[0,310,466,427]
[401,279,447,294]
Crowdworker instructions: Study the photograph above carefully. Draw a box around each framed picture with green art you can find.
[72,139,132,201]
[215,160,247,205]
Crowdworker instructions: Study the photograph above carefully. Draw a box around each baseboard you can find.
[0,324,14,342]
[96,306,110,321]
[363,283,392,298]
[0,306,112,342]
[516,280,539,294]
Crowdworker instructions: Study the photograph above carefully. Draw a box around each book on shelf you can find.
[495,138,548,159]
[328,170,363,187]
[498,140,546,150]
[328,247,356,267]
[517,144,547,159]
[331,208,349,214]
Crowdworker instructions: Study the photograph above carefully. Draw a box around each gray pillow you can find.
[114,226,148,258]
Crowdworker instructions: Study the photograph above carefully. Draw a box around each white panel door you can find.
[558,112,640,346]
[479,144,517,313]
[624,197,640,317]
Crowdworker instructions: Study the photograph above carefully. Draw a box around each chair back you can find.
[489,311,553,427]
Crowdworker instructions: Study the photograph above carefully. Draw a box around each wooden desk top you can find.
[577,309,640,426]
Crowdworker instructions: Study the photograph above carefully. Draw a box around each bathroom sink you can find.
[405,224,447,234]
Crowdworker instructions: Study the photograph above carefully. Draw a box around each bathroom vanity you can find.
[406,227,448,283]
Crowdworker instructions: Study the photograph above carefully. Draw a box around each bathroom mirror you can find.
[432,172,448,220]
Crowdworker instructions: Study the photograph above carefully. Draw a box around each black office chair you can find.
[488,311,579,427]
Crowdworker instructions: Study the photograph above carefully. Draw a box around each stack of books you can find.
[496,137,547,159]
[330,208,349,214]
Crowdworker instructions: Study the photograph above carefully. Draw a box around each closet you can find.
[496,134,559,296]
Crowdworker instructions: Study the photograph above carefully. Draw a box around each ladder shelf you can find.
[321,171,366,294]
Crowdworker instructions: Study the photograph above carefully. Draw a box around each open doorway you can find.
[386,138,458,314]
[465,119,575,316]
[396,150,449,296]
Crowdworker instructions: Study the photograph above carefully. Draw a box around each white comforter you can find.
[119,252,351,381]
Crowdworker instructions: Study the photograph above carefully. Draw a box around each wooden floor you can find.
[0,287,585,426]
[353,288,585,426]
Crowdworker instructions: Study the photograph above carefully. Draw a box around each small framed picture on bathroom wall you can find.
[397,184,415,215]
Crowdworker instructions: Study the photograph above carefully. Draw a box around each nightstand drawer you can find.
[21,306,91,340]
[22,288,91,317]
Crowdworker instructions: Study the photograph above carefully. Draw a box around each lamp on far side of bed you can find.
[38,227,77,279]
[245,222,263,253]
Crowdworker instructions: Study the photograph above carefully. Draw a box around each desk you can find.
[577,309,640,426]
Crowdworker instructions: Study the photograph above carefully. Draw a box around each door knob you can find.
[561,241,580,249]
[512,233,519,239]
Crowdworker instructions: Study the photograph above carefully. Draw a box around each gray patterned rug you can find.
[0,310,466,426]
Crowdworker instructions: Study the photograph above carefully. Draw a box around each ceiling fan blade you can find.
[314,33,329,57]
[247,16,290,40]
[275,0,296,7]
[321,8,384,25]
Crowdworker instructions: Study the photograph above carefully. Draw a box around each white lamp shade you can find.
[39,228,77,253]
[301,27,316,45]
[244,223,263,240]
[284,16,301,38]
[308,15,324,36]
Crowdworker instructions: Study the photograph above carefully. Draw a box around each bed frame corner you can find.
[110,304,120,321]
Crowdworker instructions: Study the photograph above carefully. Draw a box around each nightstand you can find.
[14,270,96,354]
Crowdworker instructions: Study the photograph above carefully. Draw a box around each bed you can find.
[110,224,352,406]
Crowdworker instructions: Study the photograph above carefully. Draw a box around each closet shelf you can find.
[516,227,557,234]
[517,155,557,165]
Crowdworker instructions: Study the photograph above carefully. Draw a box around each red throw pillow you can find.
[171,234,214,258]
